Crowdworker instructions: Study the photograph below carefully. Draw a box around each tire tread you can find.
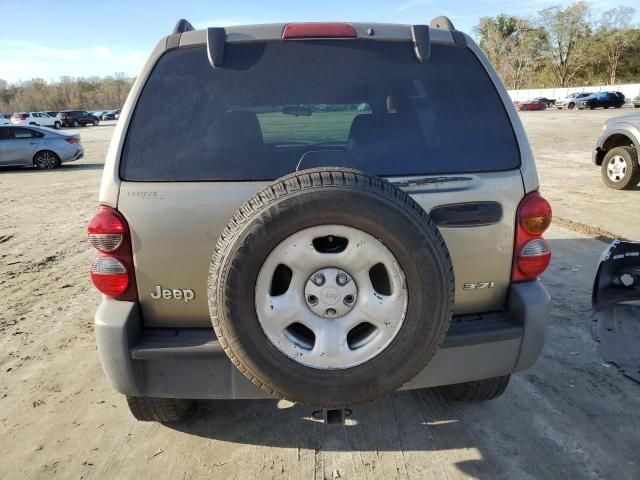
[208,167,454,406]
[440,375,510,402]
[126,396,193,422]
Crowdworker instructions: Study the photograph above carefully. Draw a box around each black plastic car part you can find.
[207,27,226,67]
[592,240,640,383]
[410,25,430,63]
[173,19,194,34]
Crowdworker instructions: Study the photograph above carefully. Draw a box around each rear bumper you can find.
[95,281,550,399]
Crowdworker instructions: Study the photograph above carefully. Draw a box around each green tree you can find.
[537,1,593,87]
[596,6,635,85]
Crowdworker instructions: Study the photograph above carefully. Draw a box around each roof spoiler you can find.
[173,19,194,34]
[429,15,467,47]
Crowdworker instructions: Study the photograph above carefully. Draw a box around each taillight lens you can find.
[91,256,129,296]
[513,192,552,282]
[518,192,552,235]
[282,23,358,39]
[87,206,137,300]
[65,136,80,144]
[518,239,552,278]
[88,206,125,252]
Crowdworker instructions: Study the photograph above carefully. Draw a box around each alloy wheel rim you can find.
[36,152,56,169]
[255,225,408,370]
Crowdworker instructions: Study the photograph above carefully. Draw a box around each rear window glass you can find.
[121,41,520,181]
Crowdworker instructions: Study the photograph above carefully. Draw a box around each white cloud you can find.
[0,41,147,83]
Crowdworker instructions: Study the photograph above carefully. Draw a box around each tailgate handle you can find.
[430,202,502,227]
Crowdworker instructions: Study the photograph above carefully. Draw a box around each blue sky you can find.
[0,0,635,83]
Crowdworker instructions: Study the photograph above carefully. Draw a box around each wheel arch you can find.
[599,131,639,166]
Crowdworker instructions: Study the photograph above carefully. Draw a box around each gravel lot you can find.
[1,112,639,479]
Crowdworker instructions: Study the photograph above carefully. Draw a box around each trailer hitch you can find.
[312,408,352,425]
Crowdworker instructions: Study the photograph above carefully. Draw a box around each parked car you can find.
[532,97,556,107]
[577,91,625,110]
[632,96,640,108]
[57,110,99,127]
[592,112,640,189]
[91,110,106,119]
[89,18,552,423]
[555,92,593,109]
[515,99,547,111]
[0,125,83,169]
[0,113,10,125]
[10,112,61,129]
[101,109,121,120]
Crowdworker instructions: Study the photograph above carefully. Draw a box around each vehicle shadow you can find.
[162,235,640,479]
[0,163,104,173]
[59,162,105,171]
[168,388,495,476]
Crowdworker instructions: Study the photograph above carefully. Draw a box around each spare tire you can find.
[208,168,454,407]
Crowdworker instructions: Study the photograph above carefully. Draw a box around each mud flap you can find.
[592,240,640,383]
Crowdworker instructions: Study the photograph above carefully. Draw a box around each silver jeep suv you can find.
[89,18,552,422]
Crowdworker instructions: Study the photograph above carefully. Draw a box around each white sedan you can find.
[11,112,62,129]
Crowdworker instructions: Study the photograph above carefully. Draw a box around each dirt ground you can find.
[1,112,639,479]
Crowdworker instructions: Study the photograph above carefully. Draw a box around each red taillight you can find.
[282,23,357,39]
[518,192,552,235]
[88,206,137,300]
[513,192,552,282]
[88,206,125,252]
[91,255,129,296]
[65,136,80,144]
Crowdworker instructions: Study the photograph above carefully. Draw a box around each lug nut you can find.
[326,308,337,317]
[307,295,318,305]
[344,294,354,304]
[312,273,325,286]
[336,273,349,286]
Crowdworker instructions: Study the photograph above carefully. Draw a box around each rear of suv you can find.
[90,18,551,423]
[58,110,99,127]
[11,112,61,129]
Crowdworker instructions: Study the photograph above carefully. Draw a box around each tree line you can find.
[0,73,134,113]
[475,1,640,89]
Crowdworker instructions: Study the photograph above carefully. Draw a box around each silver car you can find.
[0,125,84,169]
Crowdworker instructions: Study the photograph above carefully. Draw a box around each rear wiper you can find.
[389,176,473,188]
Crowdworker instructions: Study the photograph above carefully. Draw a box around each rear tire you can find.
[92,119,99,126]
[568,102,575,109]
[33,150,60,169]
[440,375,510,402]
[126,396,194,422]
[54,121,61,129]
[73,120,80,128]
[601,146,640,190]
